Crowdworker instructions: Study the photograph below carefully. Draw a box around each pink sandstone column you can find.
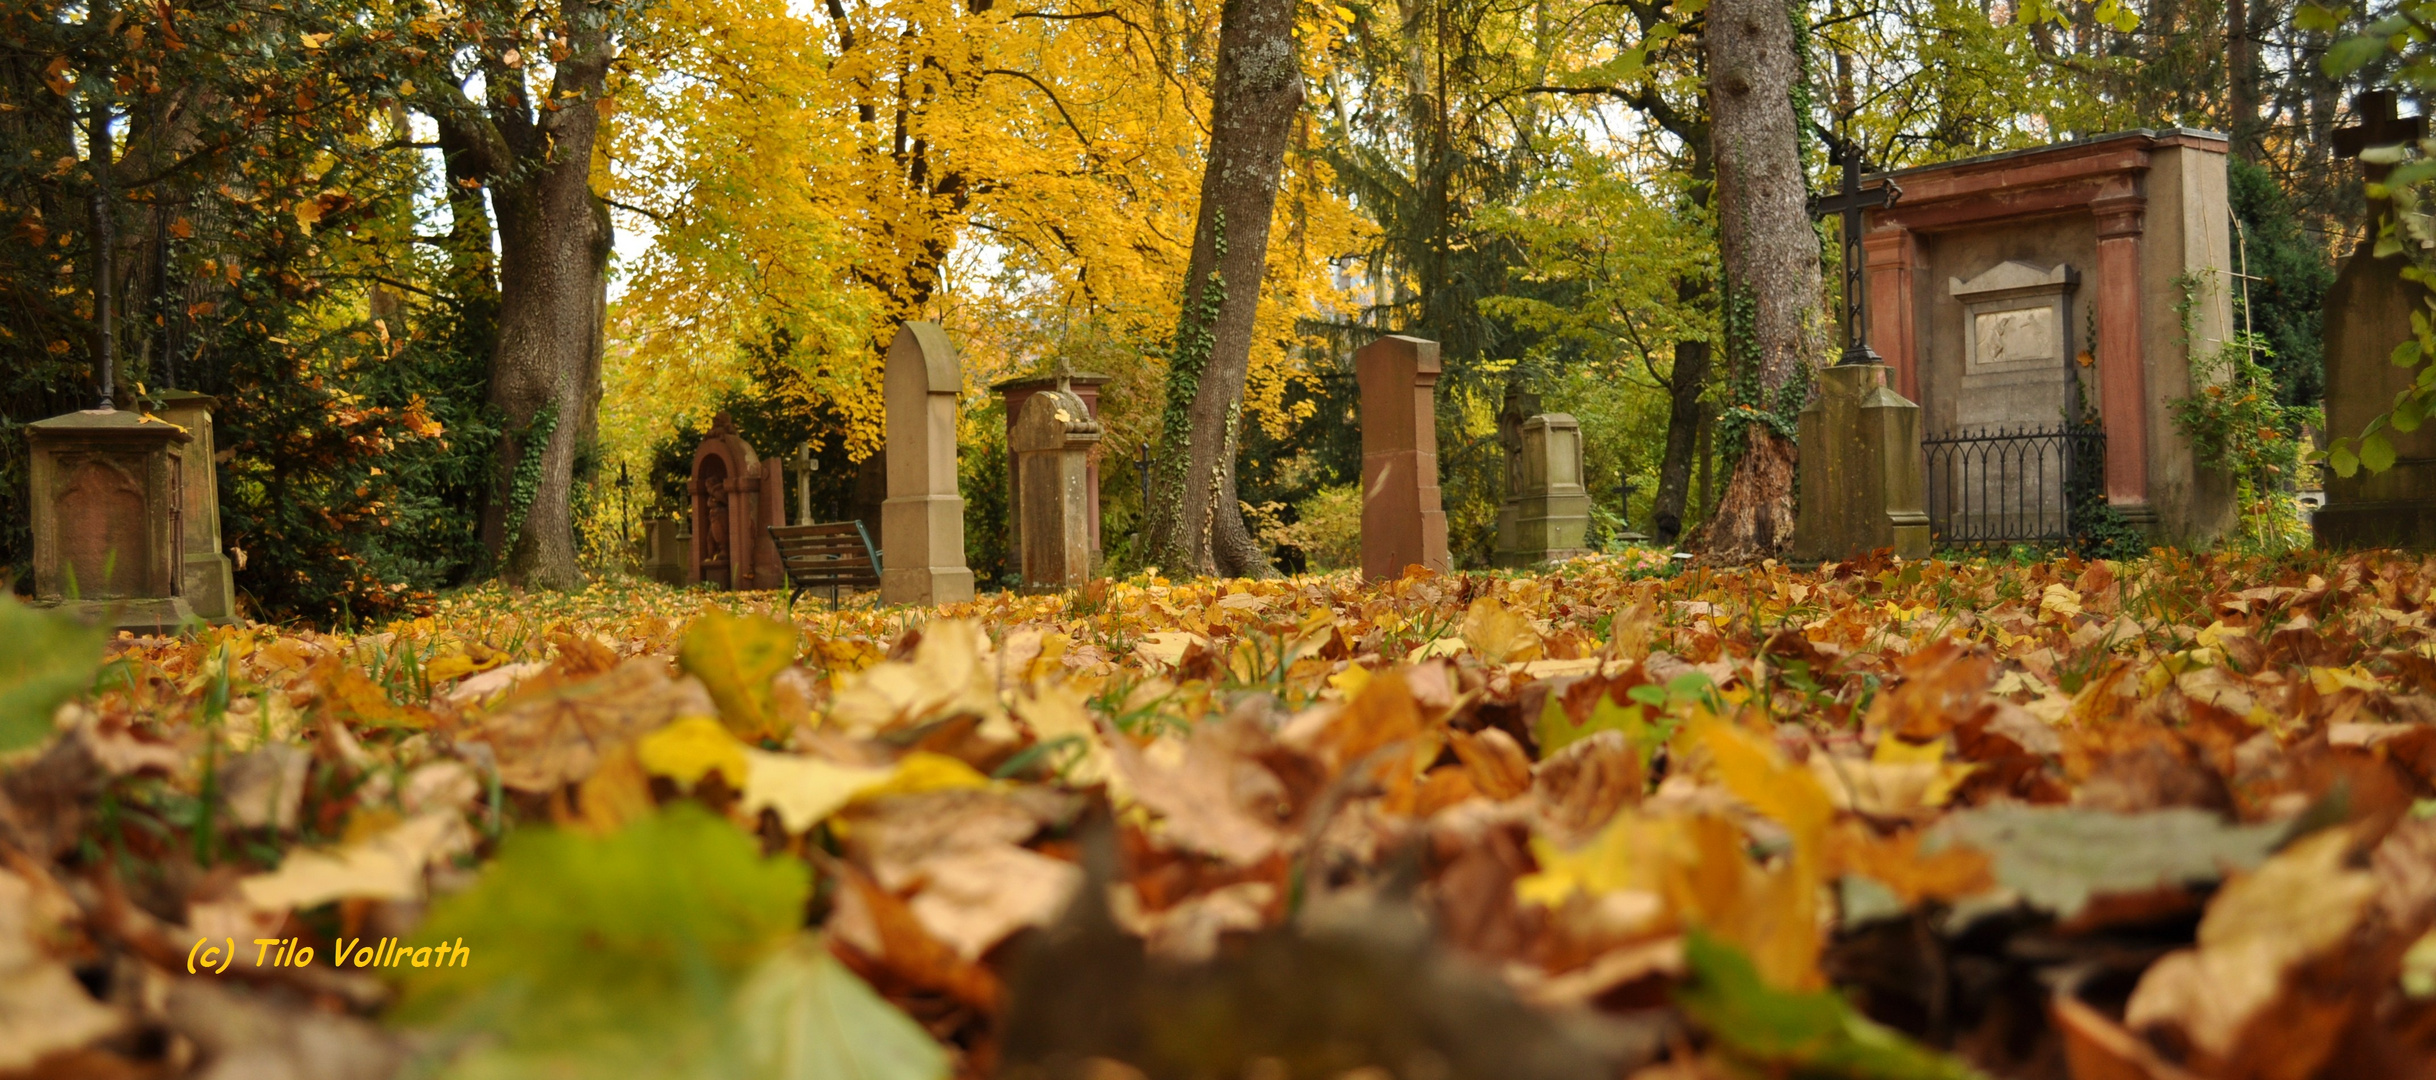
[1862,227,1922,400]
[2092,186,2150,507]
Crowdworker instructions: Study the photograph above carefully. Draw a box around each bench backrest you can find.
[767,522,881,593]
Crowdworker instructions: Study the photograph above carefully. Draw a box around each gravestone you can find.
[640,519,689,586]
[1356,335,1450,581]
[689,413,787,591]
[1861,128,2237,546]
[2317,92,2436,549]
[880,322,975,605]
[1010,383,1103,590]
[994,371,1109,571]
[1789,365,1932,561]
[26,406,196,631]
[1494,413,1592,567]
[153,390,237,623]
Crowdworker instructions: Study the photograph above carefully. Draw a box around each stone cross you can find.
[1010,381,1103,591]
[1809,133,1901,366]
[880,322,975,605]
[2333,90,2425,185]
[152,390,236,624]
[1355,335,1450,581]
[27,407,196,631]
[1493,413,1592,567]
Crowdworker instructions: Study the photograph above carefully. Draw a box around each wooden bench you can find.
[767,521,882,611]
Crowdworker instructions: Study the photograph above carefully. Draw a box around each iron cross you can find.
[1809,133,1900,367]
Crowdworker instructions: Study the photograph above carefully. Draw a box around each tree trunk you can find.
[1652,338,1710,544]
[2227,0,2257,160]
[1693,0,1826,562]
[436,0,618,591]
[1143,0,1302,578]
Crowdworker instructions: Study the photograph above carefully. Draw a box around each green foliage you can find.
[0,595,104,753]
[2170,332,2322,551]
[396,804,812,1077]
[2227,158,2336,411]
[1675,931,1989,1080]
[731,936,951,1080]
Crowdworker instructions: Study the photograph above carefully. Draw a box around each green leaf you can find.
[731,936,949,1080]
[396,804,810,1078]
[2399,396,2427,433]
[1675,931,1988,1080]
[2328,33,2394,76]
[2365,430,2400,473]
[0,595,105,753]
[1923,804,2284,919]
[2331,439,2362,478]
[2397,337,2426,370]
[678,608,801,740]
[2296,3,2350,31]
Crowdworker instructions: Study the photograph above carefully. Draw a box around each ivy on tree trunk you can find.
[1143,0,1302,579]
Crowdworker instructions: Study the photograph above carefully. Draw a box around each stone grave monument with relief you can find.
[26,405,196,631]
[1493,413,1592,567]
[1356,335,1451,581]
[2317,92,2436,549]
[689,413,787,591]
[881,322,976,605]
[1857,127,2237,547]
[1010,380,1103,590]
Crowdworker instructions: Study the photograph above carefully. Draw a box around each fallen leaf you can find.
[678,608,800,740]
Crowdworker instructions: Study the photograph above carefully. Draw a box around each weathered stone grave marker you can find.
[1494,413,1592,567]
[153,390,236,623]
[2318,91,2436,549]
[1792,133,1932,562]
[27,406,196,630]
[995,371,1108,575]
[1356,335,1450,581]
[1011,382,1103,590]
[881,322,975,605]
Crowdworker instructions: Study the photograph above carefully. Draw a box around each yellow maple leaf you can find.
[636,714,748,789]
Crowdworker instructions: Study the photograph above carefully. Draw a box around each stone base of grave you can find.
[1790,364,1931,562]
[880,494,975,605]
[2317,495,2436,550]
[639,520,690,586]
[38,596,197,634]
[1493,495,1592,568]
[153,391,237,624]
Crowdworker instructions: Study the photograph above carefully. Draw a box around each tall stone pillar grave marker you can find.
[1494,413,1592,567]
[881,322,976,605]
[1356,335,1450,581]
[1011,383,1103,591]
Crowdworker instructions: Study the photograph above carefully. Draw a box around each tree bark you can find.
[1693,0,1826,562]
[2227,0,2255,160]
[1652,338,1709,543]
[1143,0,1302,578]
[433,0,619,590]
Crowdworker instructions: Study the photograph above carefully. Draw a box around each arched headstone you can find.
[880,322,975,604]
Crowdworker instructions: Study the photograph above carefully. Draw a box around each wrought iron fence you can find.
[1921,424,2106,545]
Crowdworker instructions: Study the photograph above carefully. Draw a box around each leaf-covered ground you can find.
[9,548,2436,1079]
